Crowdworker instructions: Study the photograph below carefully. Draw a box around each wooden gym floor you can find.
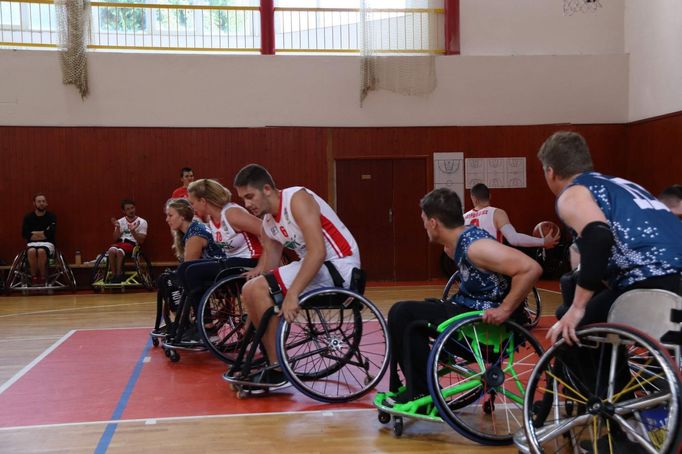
[0,283,562,454]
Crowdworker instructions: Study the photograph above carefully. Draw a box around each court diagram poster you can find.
[434,152,464,202]
[465,157,526,189]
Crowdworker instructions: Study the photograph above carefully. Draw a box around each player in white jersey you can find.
[464,183,559,248]
[188,178,263,268]
[234,164,361,384]
[107,199,148,283]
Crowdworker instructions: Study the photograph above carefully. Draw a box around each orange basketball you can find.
[533,221,560,239]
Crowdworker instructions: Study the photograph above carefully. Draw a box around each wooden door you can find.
[336,158,428,281]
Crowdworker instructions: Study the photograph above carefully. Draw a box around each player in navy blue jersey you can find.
[538,131,682,345]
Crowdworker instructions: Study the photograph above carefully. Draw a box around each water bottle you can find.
[75,250,82,265]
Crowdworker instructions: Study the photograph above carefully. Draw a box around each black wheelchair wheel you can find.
[276,288,390,403]
[90,254,108,289]
[135,252,154,290]
[197,274,247,364]
[523,287,542,329]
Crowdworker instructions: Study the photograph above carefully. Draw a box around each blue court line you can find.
[93,337,152,454]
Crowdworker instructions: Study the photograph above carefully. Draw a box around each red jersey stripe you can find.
[320,215,352,257]
[243,232,263,259]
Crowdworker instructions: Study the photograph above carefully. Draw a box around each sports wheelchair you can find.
[515,288,682,454]
[153,265,249,363]
[5,248,76,292]
[375,309,544,444]
[222,268,391,403]
[90,245,153,290]
[442,270,542,329]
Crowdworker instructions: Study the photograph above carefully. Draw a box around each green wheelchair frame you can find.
[91,245,154,290]
[375,310,544,445]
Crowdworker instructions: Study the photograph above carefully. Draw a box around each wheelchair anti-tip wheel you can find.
[520,323,682,454]
[275,287,390,403]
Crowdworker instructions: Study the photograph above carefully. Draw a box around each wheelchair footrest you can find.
[373,390,442,423]
[161,341,207,352]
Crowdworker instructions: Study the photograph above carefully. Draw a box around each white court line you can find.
[0,330,76,396]
[0,407,375,432]
[0,301,153,319]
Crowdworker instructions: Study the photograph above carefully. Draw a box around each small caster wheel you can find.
[168,349,180,362]
[237,390,248,399]
[378,411,391,424]
[152,338,159,347]
[393,416,403,437]
[164,348,171,357]
[483,400,495,414]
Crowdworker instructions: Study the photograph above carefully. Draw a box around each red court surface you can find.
[0,316,555,429]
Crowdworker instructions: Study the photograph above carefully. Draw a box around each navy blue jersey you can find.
[450,226,511,310]
[183,220,227,260]
[565,172,682,290]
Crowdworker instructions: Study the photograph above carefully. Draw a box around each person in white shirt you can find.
[233,164,360,386]
[464,183,559,249]
[107,199,148,283]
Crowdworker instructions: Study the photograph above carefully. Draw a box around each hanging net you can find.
[563,0,602,16]
[360,0,440,104]
[56,0,90,99]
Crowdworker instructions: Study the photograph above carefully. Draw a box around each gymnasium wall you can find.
[626,0,682,121]
[0,124,628,279]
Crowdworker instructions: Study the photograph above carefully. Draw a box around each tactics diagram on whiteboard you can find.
[434,152,464,203]
[465,157,526,189]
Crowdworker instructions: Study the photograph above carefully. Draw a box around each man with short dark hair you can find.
[106,199,148,283]
[233,163,361,386]
[386,187,542,402]
[171,167,195,199]
[22,193,57,286]
[465,182,559,248]
[659,184,682,219]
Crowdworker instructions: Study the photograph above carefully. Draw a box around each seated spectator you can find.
[171,167,195,199]
[22,193,57,286]
[107,199,148,283]
[659,184,682,219]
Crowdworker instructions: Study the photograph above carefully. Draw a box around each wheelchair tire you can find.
[276,288,390,403]
[197,274,247,364]
[522,323,682,454]
[523,287,542,329]
[90,254,109,290]
[56,252,77,290]
[427,315,544,445]
[134,252,154,290]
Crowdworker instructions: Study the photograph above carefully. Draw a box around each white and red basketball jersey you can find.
[208,203,262,259]
[262,187,359,261]
[463,207,502,242]
[117,216,148,244]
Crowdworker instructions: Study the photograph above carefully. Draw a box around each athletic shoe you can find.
[31,276,40,286]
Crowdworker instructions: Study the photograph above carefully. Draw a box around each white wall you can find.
[626,0,682,121]
[461,0,624,56]
[0,50,628,126]
[0,0,630,127]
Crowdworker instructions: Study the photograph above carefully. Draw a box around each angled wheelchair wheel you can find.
[54,251,77,290]
[523,287,542,329]
[90,254,109,290]
[522,323,682,454]
[134,252,154,290]
[427,315,544,445]
[6,250,29,289]
[197,274,247,364]
[276,288,390,403]
[441,271,460,302]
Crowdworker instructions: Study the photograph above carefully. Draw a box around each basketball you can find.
[532,221,561,239]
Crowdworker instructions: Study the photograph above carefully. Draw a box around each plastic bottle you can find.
[75,250,82,265]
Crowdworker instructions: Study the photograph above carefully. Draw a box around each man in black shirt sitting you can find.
[21,194,57,286]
